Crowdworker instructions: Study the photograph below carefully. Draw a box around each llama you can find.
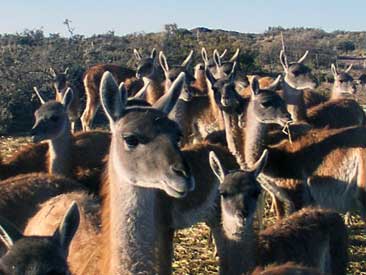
[233,77,366,219]
[306,64,365,128]
[0,202,80,275]
[209,150,348,275]
[80,48,154,131]
[49,67,80,132]
[25,193,100,275]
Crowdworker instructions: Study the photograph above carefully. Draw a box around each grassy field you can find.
[1,136,366,274]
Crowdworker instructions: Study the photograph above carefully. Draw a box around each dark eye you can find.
[260,101,272,108]
[292,70,300,76]
[50,115,59,122]
[123,135,139,148]
[220,191,231,198]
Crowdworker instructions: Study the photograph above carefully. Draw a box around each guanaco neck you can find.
[143,70,164,104]
[106,141,157,274]
[282,81,307,122]
[48,121,72,177]
[244,104,268,167]
[193,71,208,94]
[222,112,246,168]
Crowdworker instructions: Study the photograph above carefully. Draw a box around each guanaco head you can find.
[202,48,240,79]
[209,150,268,240]
[50,67,69,96]
[205,61,246,114]
[280,50,317,90]
[100,71,195,198]
[134,48,158,79]
[31,88,74,143]
[331,64,356,99]
[248,77,292,126]
[0,202,79,275]
[159,50,195,90]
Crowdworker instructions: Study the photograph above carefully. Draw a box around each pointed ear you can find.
[345,63,353,73]
[33,87,46,104]
[64,67,69,75]
[229,48,240,62]
[201,48,209,65]
[228,62,237,83]
[181,50,194,68]
[150,48,157,59]
[266,75,282,91]
[62,88,74,111]
[220,49,227,59]
[250,149,268,178]
[100,71,127,127]
[133,49,142,61]
[0,217,23,250]
[209,151,226,183]
[153,72,185,114]
[297,50,309,64]
[331,64,338,78]
[159,51,169,75]
[213,49,222,67]
[250,76,260,96]
[53,202,80,253]
[50,67,57,77]
[280,50,288,71]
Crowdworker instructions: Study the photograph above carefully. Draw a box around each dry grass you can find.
[1,136,366,275]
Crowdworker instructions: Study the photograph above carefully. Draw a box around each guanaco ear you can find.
[229,48,240,62]
[250,76,260,96]
[150,48,157,59]
[33,87,46,105]
[100,71,127,126]
[279,50,288,71]
[64,67,69,75]
[159,51,170,75]
[50,67,57,78]
[297,50,309,64]
[209,151,226,183]
[345,63,353,73]
[228,62,237,83]
[201,48,209,65]
[213,49,222,67]
[250,149,268,178]
[181,50,194,68]
[53,202,80,253]
[266,75,282,91]
[331,64,338,78]
[133,49,142,61]
[0,217,23,250]
[220,49,227,59]
[62,88,74,111]
[153,72,185,114]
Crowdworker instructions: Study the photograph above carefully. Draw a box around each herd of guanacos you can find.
[0,43,366,274]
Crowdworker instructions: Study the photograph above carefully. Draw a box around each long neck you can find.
[144,70,164,104]
[222,112,246,168]
[244,105,267,167]
[193,71,208,94]
[48,123,72,177]
[282,81,307,122]
[106,144,157,275]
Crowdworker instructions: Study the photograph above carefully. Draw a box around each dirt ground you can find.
[1,136,366,275]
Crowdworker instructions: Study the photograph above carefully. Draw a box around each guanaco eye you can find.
[260,101,272,108]
[50,115,59,122]
[123,135,139,148]
[220,191,231,198]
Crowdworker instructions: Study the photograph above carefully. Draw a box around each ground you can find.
[1,135,366,275]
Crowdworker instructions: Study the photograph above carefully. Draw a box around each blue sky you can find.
[1,0,365,36]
